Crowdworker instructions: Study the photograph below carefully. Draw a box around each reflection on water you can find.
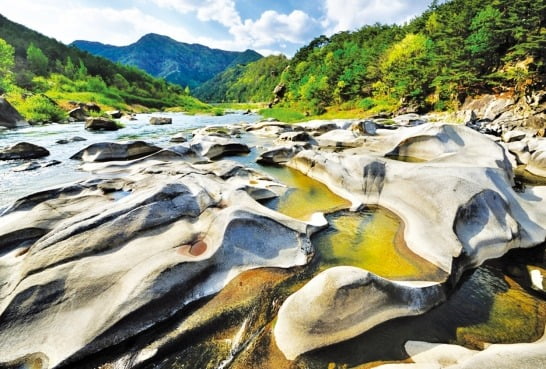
[262,166,351,221]
[515,165,546,186]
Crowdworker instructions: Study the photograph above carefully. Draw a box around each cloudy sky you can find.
[0,0,435,56]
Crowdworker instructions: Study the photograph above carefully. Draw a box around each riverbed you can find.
[0,113,545,369]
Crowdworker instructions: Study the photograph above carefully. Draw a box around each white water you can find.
[0,112,260,207]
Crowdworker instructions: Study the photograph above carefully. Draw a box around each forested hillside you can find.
[72,34,262,89]
[0,14,210,122]
[194,55,289,102]
[201,0,546,114]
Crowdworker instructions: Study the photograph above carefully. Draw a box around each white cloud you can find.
[153,0,242,28]
[324,0,431,34]
[150,1,322,54]
[0,1,194,46]
[230,10,322,48]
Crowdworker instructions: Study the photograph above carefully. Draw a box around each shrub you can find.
[18,94,67,123]
[358,97,376,111]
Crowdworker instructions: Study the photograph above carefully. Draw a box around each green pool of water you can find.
[261,165,351,222]
[313,210,446,281]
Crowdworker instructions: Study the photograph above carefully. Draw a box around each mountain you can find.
[0,13,212,119]
[72,34,262,88]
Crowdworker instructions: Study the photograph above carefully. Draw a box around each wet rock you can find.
[149,116,172,125]
[84,103,100,113]
[0,142,50,160]
[67,107,87,121]
[170,133,187,143]
[190,135,250,159]
[506,141,530,165]
[381,328,546,369]
[288,123,546,273]
[527,148,546,177]
[502,130,527,143]
[56,136,87,145]
[274,266,445,359]
[12,161,41,172]
[350,120,377,136]
[85,117,119,131]
[393,113,426,127]
[278,131,313,143]
[12,160,61,172]
[0,97,29,129]
[256,144,308,165]
[106,110,123,119]
[315,129,364,148]
[0,159,315,368]
[70,141,161,162]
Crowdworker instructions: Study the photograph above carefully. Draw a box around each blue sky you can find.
[0,0,435,56]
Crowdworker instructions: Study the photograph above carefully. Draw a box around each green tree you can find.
[465,5,505,74]
[75,59,88,80]
[64,56,76,79]
[0,38,15,92]
[26,42,49,76]
[379,33,436,102]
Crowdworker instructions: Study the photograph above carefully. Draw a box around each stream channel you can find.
[1,112,545,368]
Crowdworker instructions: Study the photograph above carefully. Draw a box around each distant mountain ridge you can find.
[72,34,262,88]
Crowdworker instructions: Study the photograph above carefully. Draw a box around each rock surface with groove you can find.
[375,327,546,369]
[274,123,546,359]
[190,134,251,159]
[288,123,546,273]
[0,159,316,368]
[70,141,161,162]
[274,266,445,360]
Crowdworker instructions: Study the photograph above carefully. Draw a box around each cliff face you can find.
[456,90,546,136]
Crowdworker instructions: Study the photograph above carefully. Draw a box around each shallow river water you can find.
[0,112,261,207]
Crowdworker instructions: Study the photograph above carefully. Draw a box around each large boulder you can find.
[0,159,316,368]
[85,117,119,131]
[84,103,100,113]
[274,266,445,359]
[527,149,546,178]
[68,107,87,121]
[257,144,308,165]
[315,129,365,148]
[0,142,50,160]
[0,98,29,129]
[149,117,172,125]
[70,141,162,162]
[376,328,546,369]
[190,134,250,159]
[462,95,516,121]
[288,124,546,273]
[106,110,123,119]
[272,123,546,358]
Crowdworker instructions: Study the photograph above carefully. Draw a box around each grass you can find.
[213,102,267,111]
[258,107,308,123]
